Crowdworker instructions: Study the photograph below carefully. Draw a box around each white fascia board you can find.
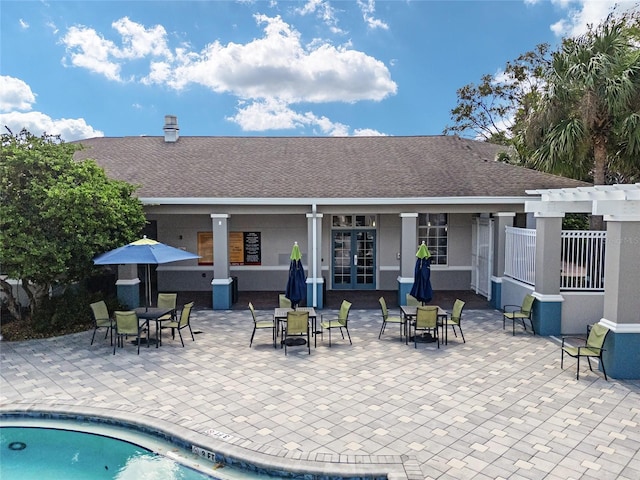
[140,196,530,206]
[525,200,592,214]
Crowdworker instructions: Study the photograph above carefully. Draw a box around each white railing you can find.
[560,230,606,291]
[504,227,606,291]
[505,227,536,286]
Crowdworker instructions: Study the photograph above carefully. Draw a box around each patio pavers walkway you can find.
[1,307,639,479]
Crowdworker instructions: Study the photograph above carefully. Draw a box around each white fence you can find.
[504,227,606,291]
[560,230,606,290]
[505,227,536,285]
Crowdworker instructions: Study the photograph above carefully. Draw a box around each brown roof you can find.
[73,135,589,199]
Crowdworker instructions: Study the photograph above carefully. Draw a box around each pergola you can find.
[524,183,640,379]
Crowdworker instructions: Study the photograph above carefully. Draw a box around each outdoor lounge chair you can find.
[157,293,177,321]
[113,310,146,355]
[561,323,610,380]
[90,300,113,346]
[278,294,292,309]
[503,294,535,335]
[249,302,276,348]
[411,305,439,349]
[161,302,194,347]
[441,299,466,344]
[320,300,352,347]
[378,297,404,341]
[284,310,310,355]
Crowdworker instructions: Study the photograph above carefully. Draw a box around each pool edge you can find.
[0,401,413,480]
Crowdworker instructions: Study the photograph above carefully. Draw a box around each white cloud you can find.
[0,111,103,141]
[353,128,386,136]
[144,15,396,104]
[227,98,369,136]
[295,0,343,34]
[19,19,29,29]
[59,14,395,136]
[357,0,389,30]
[61,17,171,81]
[0,76,102,141]
[547,0,637,37]
[0,76,36,111]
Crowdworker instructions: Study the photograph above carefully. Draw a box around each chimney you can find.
[163,115,179,142]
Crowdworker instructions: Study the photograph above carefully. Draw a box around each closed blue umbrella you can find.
[93,236,200,307]
[285,242,306,309]
[410,242,433,305]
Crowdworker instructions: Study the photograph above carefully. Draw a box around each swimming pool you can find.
[0,419,280,480]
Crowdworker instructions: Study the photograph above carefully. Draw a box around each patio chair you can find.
[113,310,147,355]
[90,300,113,346]
[160,302,195,347]
[441,299,466,344]
[503,294,535,335]
[561,323,610,380]
[411,305,439,349]
[378,297,404,341]
[249,302,276,348]
[278,294,292,309]
[284,310,310,355]
[157,293,177,321]
[320,300,352,347]
[406,293,420,306]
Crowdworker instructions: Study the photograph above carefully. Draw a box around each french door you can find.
[332,230,376,290]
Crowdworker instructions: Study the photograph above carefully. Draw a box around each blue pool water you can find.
[0,425,216,480]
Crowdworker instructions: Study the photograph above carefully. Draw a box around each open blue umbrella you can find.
[93,236,200,307]
[409,242,433,305]
[285,242,306,309]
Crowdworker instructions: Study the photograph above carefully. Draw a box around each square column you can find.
[211,214,232,310]
[490,213,515,309]
[307,211,324,309]
[398,213,418,305]
[599,220,640,379]
[532,213,564,336]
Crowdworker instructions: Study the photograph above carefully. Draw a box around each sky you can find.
[1,0,637,141]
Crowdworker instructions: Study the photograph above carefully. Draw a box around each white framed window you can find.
[418,213,448,265]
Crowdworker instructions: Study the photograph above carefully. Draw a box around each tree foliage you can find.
[0,129,146,321]
[525,10,640,186]
[444,8,640,187]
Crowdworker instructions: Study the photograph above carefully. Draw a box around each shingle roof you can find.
[73,135,589,199]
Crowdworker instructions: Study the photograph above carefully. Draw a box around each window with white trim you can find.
[418,213,448,265]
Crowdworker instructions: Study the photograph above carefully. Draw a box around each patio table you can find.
[274,307,317,347]
[400,305,447,345]
[134,307,174,348]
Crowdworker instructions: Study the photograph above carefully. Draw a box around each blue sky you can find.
[0,0,635,141]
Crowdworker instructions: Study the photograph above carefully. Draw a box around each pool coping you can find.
[1,401,418,480]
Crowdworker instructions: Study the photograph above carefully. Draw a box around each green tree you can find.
[443,43,550,150]
[524,11,640,186]
[0,129,146,321]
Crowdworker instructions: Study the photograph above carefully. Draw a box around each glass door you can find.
[332,230,376,289]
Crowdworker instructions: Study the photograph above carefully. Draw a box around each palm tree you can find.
[525,11,640,200]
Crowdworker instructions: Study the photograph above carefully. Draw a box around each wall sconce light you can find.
[179,235,183,240]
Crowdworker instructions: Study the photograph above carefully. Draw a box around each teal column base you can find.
[397,279,413,306]
[307,279,324,309]
[116,280,140,309]
[532,294,562,336]
[490,280,502,310]
[212,279,232,310]
[601,327,640,379]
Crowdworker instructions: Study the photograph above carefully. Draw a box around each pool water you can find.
[0,420,282,480]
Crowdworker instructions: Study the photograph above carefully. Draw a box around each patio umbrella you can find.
[93,236,200,307]
[285,242,306,309]
[409,242,433,305]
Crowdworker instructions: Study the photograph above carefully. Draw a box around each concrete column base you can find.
[307,278,324,309]
[490,278,502,310]
[397,277,413,306]
[532,293,563,336]
[600,320,640,379]
[116,279,140,309]
[212,278,232,310]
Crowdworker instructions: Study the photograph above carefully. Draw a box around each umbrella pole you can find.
[146,264,152,310]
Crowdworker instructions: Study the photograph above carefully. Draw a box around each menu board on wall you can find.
[197,232,213,265]
[230,232,261,265]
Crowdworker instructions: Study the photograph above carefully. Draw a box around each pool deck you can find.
[1,305,639,479]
